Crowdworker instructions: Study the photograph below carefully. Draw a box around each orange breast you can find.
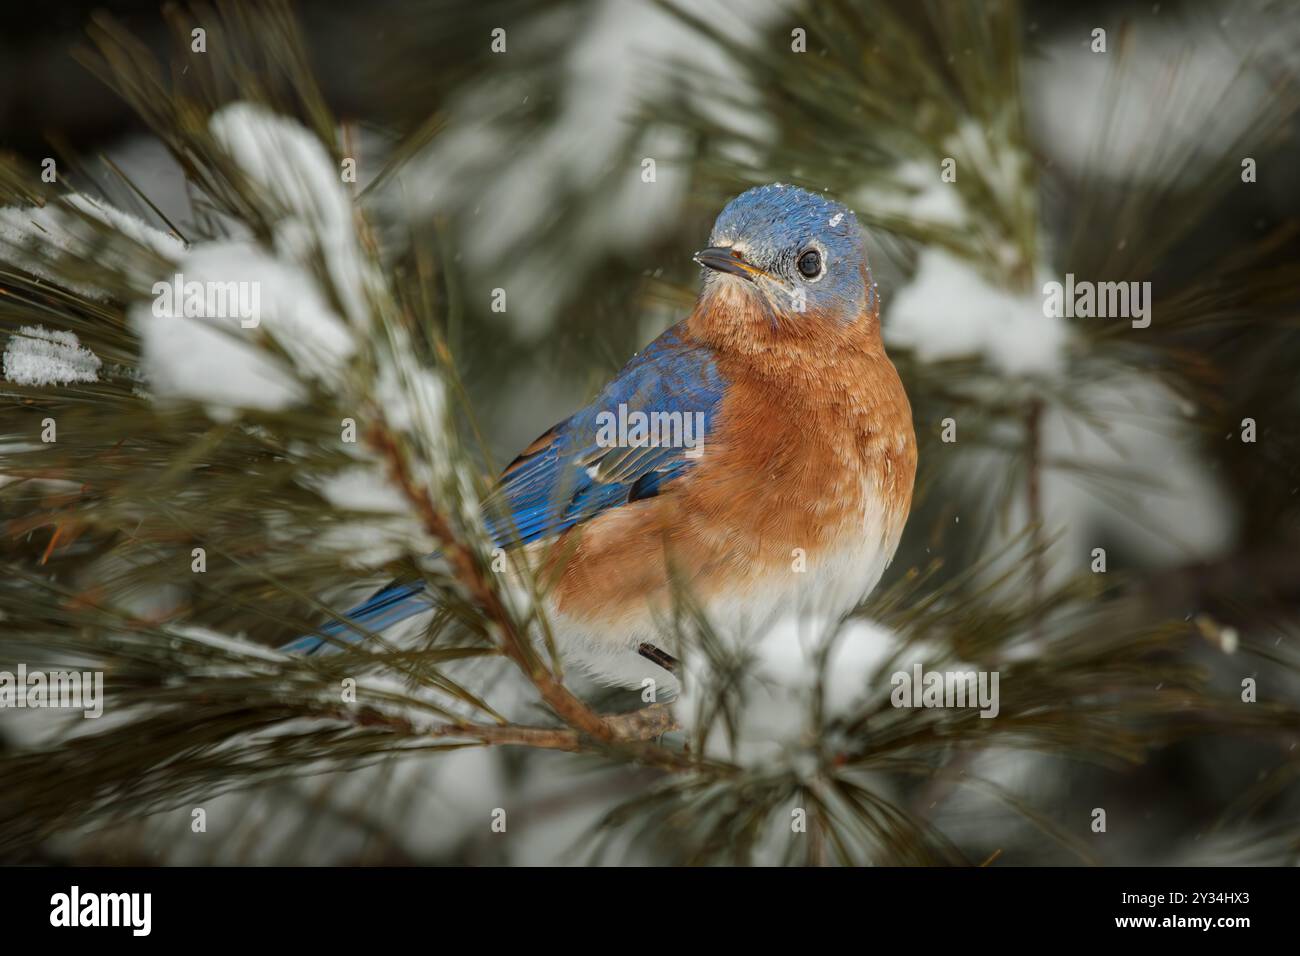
[542,298,916,629]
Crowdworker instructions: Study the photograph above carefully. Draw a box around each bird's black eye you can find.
[797,249,822,279]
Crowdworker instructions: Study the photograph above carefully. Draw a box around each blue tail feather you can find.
[281,579,432,655]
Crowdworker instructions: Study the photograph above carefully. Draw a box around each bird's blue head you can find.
[694,184,874,325]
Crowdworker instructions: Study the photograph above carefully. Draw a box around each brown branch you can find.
[425,702,681,752]
[369,426,613,741]
[347,702,687,770]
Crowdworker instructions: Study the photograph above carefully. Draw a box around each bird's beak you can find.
[693,246,765,282]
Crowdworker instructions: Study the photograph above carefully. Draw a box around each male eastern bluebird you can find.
[285,184,917,688]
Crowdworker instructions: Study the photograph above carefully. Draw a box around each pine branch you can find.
[354,701,680,755]
[365,423,615,741]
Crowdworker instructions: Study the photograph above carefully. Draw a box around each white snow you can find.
[308,466,438,569]
[963,373,1235,587]
[1029,375,1235,569]
[127,105,385,418]
[858,159,968,229]
[64,194,186,262]
[886,247,1069,376]
[3,325,101,386]
[374,359,449,441]
[0,197,183,300]
[209,103,373,328]
[674,615,904,767]
[371,348,481,528]
[130,240,355,419]
[387,0,788,337]
[169,625,289,663]
[314,466,411,513]
[944,117,1028,216]
[1027,13,1273,183]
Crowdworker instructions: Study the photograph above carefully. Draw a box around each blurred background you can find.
[2,0,1300,864]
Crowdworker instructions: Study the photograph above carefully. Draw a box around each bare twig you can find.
[369,426,614,741]
[428,702,680,751]
[347,702,684,764]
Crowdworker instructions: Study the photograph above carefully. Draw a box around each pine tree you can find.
[2,0,1299,865]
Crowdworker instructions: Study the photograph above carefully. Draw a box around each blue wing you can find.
[484,325,723,547]
[284,324,725,654]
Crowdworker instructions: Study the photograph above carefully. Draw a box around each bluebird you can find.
[286,184,917,688]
